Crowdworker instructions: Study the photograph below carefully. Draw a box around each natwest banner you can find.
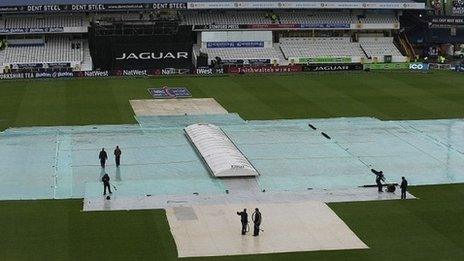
[74,70,110,77]
[227,65,302,74]
[195,67,224,75]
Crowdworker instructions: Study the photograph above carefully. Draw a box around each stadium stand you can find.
[358,13,399,24]
[1,36,85,67]
[359,37,403,57]
[280,37,366,62]
[0,5,412,73]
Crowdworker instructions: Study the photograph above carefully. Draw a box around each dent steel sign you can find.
[0,3,187,13]
[187,1,425,10]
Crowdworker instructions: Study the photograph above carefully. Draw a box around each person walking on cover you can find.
[400,176,408,199]
[99,148,108,168]
[252,208,262,236]
[102,173,112,195]
[236,208,248,235]
[114,146,122,167]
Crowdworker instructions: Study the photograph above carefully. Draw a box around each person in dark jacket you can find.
[99,148,108,168]
[114,146,122,167]
[102,173,112,195]
[372,169,385,192]
[252,208,262,236]
[236,208,248,235]
[400,176,408,199]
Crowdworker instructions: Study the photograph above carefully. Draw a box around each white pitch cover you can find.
[185,123,259,178]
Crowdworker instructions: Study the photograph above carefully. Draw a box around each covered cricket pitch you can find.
[1,98,463,257]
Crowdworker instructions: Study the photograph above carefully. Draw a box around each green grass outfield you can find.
[1,185,463,260]
[1,71,464,260]
[1,71,464,131]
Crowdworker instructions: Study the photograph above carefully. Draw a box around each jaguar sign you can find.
[303,63,363,72]
[115,52,189,60]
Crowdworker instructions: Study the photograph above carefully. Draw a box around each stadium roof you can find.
[0,0,421,7]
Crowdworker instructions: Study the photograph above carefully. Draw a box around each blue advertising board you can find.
[206,41,264,48]
[148,86,192,99]
[408,63,430,71]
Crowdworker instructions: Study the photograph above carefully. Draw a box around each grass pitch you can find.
[1,71,464,260]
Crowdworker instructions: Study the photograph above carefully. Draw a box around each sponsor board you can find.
[0,3,187,13]
[0,27,64,34]
[300,23,350,29]
[363,63,429,71]
[187,1,425,10]
[115,52,189,60]
[195,67,224,75]
[0,73,34,79]
[303,63,363,72]
[363,63,410,70]
[206,41,264,48]
[194,23,350,31]
[409,63,429,71]
[48,63,71,68]
[297,57,352,64]
[121,69,149,76]
[148,87,192,99]
[34,71,74,78]
[428,16,464,28]
[75,71,110,77]
[0,2,425,13]
[227,65,302,74]
[111,48,192,70]
[161,68,191,75]
[193,24,241,30]
[0,71,73,79]
[220,59,271,65]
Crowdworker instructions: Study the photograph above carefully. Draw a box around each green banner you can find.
[363,63,410,70]
[297,57,352,64]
